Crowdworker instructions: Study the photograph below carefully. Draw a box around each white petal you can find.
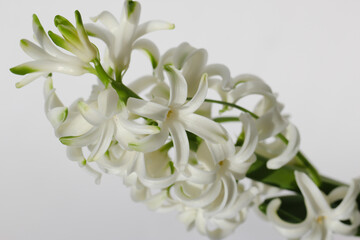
[127,98,169,121]
[138,157,178,189]
[332,178,360,219]
[78,101,106,126]
[168,122,189,171]
[46,106,68,129]
[182,48,208,97]
[32,15,74,61]
[128,127,169,152]
[14,60,86,76]
[181,114,228,143]
[115,115,160,135]
[20,39,51,60]
[173,181,222,208]
[66,147,85,162]
[164,64,188,107]
[203,64,231,91]
[113,0,141,69]
[172,42,196,69]
[59,127,98,147]
[90,11,119,32]
[180,73,208,115]
[232,113,258,163]
[135,20,175,40]
[267,123,300,169]
[255,103,288,141]
[127,75,158,94]
[133,38,160,69]
[55,110,93,138]
[206,139,235,163]
[15,72,46,88]
[84,23,114,47]
[184,164,217,184]
[130,184,149,202]
[303,225,327,240]
[82,164,102,185]
[88,122,115,161]
[178,209,196,230]
[97,88,119,117]
[267,198,311,238]
[295,171,331,214]
[329,217,359,235]
[146,190,169,211]
[229,155,256,180]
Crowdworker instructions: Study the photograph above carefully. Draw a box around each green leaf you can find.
[246,154,344,194]
[259,195,306,223]
[10,65,38,75]
[186,131,202,152]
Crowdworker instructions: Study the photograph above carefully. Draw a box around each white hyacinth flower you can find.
[267,171,360,240]
[155,42,232,97]
[11,14,96,88]
[85,0,174,78]
[59,87,160,162]
[127,65,228,171]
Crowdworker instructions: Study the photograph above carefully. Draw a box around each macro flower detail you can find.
[85,0,174,78]
[10,13,96,88]
[11,1,360,239]
[267,171,360,240]
[59,87,160,162]
[127,65,228,171]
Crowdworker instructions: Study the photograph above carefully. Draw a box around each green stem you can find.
[203,98,258,118]
[212,116,240,123]
[202,98,321,186]
[92,58,112,87]
[92,59,141,102]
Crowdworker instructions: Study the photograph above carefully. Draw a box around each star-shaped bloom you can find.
[267,171,360,240]
[85,0,174,77]
[127,64,228,171]
[59,87,160,162]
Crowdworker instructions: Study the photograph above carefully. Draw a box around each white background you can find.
[1,0,360,239]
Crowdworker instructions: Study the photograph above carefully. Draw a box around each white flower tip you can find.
[90,16,98,22]
[169,23,175,30]
[77,100,89,112]
[163,63,174,72]
[59,136,73,146]
[266,160,283,169]
[15,82,25,88]
[95,176,101,185]
[152,126,161,134]
[267,198,282,214]
[128,142,140,151]
[201,72,208,82]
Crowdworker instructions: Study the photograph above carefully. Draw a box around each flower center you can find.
[316,216,325,224]
[166,109,177,120]
[219,160,224,166]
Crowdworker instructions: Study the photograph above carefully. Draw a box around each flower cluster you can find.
[11,1,360,239]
